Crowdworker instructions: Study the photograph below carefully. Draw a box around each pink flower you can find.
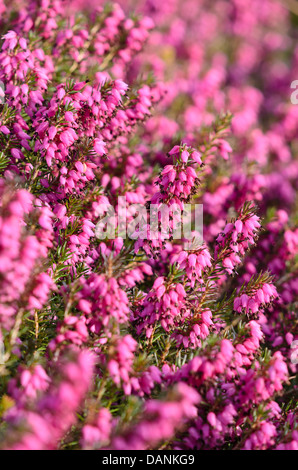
[93,139,106,155]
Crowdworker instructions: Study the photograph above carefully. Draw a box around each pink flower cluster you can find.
[0,0,296,452]
[0,181,53,330]
[3,350,95,450]
[215,205,261,274]
[176,246,212,287]
[108,383,200,450]
[234,282,278,316]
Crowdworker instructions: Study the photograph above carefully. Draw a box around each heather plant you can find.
[0,0,297,451]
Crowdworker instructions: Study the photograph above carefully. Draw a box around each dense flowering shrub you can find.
[0,0,297,450]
